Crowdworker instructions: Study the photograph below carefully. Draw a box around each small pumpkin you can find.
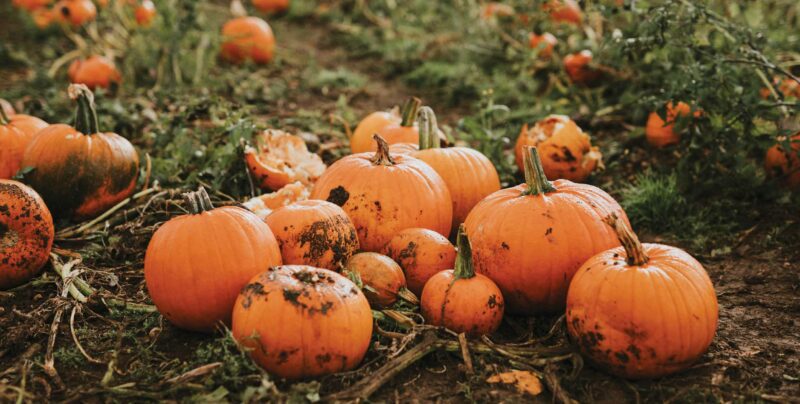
[21,85,139,220]
[370,97,423,152]
[514,114,601,182]
[350,108,401,154]
[465,147,628,314]
[345,252,417,308]
[68,56,121,90]
[221,16,276,64]
[645,102,701,148]
[420,225,504,337]
[134,0,156,26]
[265,200,359,271]
[479,2,515,20]
[567,215,718,379]
[12,0,52,11]
[0,180,54,290]
[564,50,601,85]
[311,134,453,251]
[244,130,326,191]
[765,133,800,189]
[232,265,373,379]
[54,0,97,26]
[528,32,557,58]
[0,108,49,180]
[252,0,288,13]
[412,107,500,233]
[31,7,56,28]
[760,76,800,100]
[145,188,283,333]
[544,0,582,25]
[381,227,456,296]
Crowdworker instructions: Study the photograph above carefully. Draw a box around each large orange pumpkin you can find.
[264,200,359,271]
[310,134,453,251]
[0,108,48,180]
[0,180,54,290]
[514,114,601,182]
[564,50,600,85]
[412,107,500,233]
[252,0,288,13]
[765,133,800,189]
[21,85,139,220]
[145,187,282,333]
[645,102,701,148]
[465,147,628,314]
[232,265,373,379]
[221,16,276,64]
[381,228,456,296]
[345,252,414,308]
[420,225,504,337]
[350,108,401,154]
[54,0,97,26]
[68,56,121,90]
[567,215,718,379]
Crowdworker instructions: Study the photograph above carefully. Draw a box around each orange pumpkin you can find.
[311,134,453,251]
[564,50,600,85]
[0,108,48,180]
[0,180,54,290]
[389,142,419,155]
[232,265,373,379]
[244,130,326,191]
[242,181,309,220]
[31,7,56,28]
[345,252,416,308]
[145,188,282,333]
[420,225,504,337]
[465,147,628,314]
[760,76,800,100]
[567,215,718,379]
[54,0,97,26]
[350,108,401,154]
[372,97,423,152]
[264,200,359,271]
[480,2,515,20]
[544,0,582,25]
[412,107,500,233]
[252,0,288,13]
[528,32,557,58]
[514,114,601,182]
[21,85,139,220]
[12,0,52,11]
[221,16,276,64]
[765,133,800,189]
[68,56,121,90]
[134,0,156,26]
[381,228,456,296]
[645,102,701,148]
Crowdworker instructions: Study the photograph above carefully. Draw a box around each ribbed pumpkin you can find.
[350,108,401,154]
[221,16,275,64]
[145,188,282,333]
[765,133,800,189]
[645,102,701,148]
[412,107,500,234]
[381,228,456,296]
[345,252,416,308]
[68,56,121,90]
[420,225,504,337]
[264,200,359,271]
[372,98,422,152]
[0,180,54,290]
[21,85,139,220]
[0,108,48,180]
[310,134,452,251]
[465,147,628,314]
[232,265,373,379]
[567,215,718,379]
[514,114,601,182]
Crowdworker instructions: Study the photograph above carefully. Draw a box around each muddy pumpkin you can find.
[264,200,359,271]
[465,147,628,314]
[345,252,416,308]
[381,227,456,296]
[0,108,48,180]
[567,215,718,379]
[0,180,54,290]
[765,133,800,189]
[232,265,373,379]
[645,102,701,148]
[68,56,121,90]
[244,130,326,191]
[221,16,276,64]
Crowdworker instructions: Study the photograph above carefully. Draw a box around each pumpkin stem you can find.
[0,105,10,125]
[417,106,441,150]
[453,224,475,280]
[183,186,215,214]
[370,134,396,166]
[399,97,422,127]
[605,214,649,266]
[523,147,557,196]
[68,84,100,135]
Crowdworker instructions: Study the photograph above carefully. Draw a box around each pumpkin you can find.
[68,56,121,90]
[544,0,582,25]
[514,114,601,182]
[0,108,49,180]
[765,133,800,189]
[54,0,97,26]
[645,102,701,148]
[0,99,14,116]
[265,200,359,271]
[480,2,515,20]
[564,50,600,85]
[134,0,156,26]
[221,16,276,64]
[567,215,718,379]
[21,85,139,220]
[12,0,52,11]
[311,134,453,251]
[145,187,282,333]
[412,107,500,233]
[465,147,628,314]
[350,108,401,154]
[420,225,504,337]
[389,142,419,155]
[242,181,309,220]
[528,32,557,59]
[760,76,800,100]
[0,180,54,290]
[32,7,56,28]
[345,252,416,308]
[232,265,373,379]
[381,227,456,296]
[252,0,288,13]
[244,130,326,191]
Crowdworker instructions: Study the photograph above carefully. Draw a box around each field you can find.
[1,0,799,402]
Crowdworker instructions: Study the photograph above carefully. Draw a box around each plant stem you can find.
[370,134,396,166]
[68,84,100,135]
[0,104,10,125]
[182,186,214,214]
[399,97,422,127]
[604,214,649,266]
[453,224,475,280]
[417,106,440,150]
[523,147,557,196]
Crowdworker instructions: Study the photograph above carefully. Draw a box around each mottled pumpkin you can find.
[68,56,121,90]
[145,188,283,333]
[345,252,415,308]
[645,102,701,148]
[567,215,718,379]
[311,134,453,251]
[232,265,373,379]
[264,200,359,271]
[0,180,54,290]
[765,133,800,189]
[381,228,456,296]
[0,108,48,180]
[21,85,139,220]
[54,0,96,26]
[221,16,275,64]
[465,147,628,314]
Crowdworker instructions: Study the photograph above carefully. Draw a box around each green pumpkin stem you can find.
[0,105,10,125]
[605,214,649,266]
[523,147,557,196]
[399,97,422,127]
[417,106,441,150]
[370,134,396,166]
[183,186,215,214]
[453,224,476,280]
[68,84,100,135]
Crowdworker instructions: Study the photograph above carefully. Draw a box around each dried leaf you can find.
[486,370,543,396]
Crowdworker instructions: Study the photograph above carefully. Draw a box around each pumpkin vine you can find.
[522,147,557,196]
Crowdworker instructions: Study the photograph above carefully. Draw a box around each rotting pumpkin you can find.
[0,107,48,180]
[244,129,326,191]
[344,252,417,308]
[381,227,456,296]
